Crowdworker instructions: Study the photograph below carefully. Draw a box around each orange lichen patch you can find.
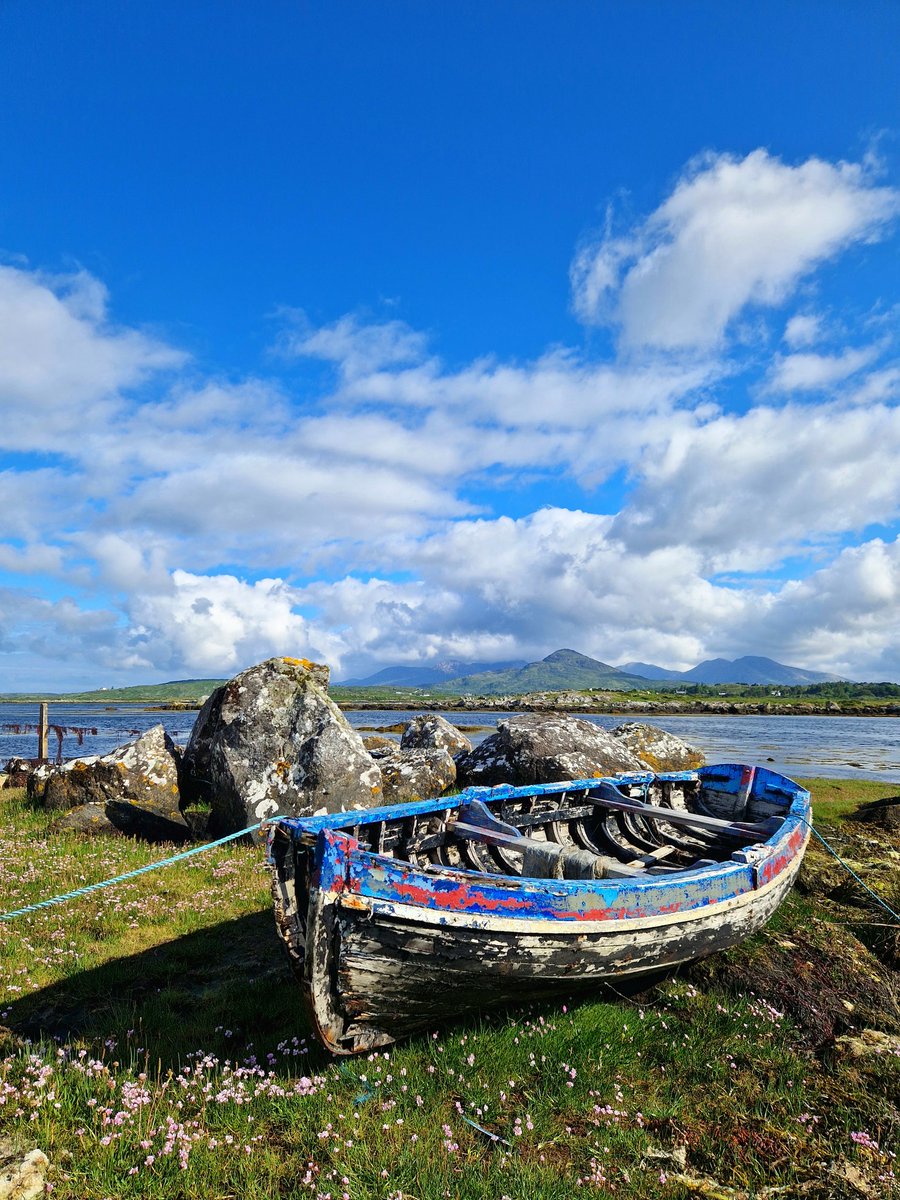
[281,656,302,665]
[639,751,705,771]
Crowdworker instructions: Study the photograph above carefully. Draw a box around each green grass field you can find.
[0,778,898,1198]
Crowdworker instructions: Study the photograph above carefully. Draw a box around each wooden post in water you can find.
[37,702,49,763]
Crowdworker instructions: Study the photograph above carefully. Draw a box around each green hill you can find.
[436,648,654,695]
[0,679,226,704]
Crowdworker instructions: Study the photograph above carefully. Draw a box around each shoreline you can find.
[334,697,900,718]
[1,696,899,718]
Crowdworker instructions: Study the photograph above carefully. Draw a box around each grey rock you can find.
[610,722,705,772]
[2,759,33,790]
[370,744,457,803]
[24,724,183,840]
[51,802,120,837]
[105,799,192,844]
[400,714,472,756]
[181,656,382,836]
[362,734,397,752]
[455,713,644,787]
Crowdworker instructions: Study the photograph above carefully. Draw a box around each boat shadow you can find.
[4,912,674,1072]
[4,910,327,1072]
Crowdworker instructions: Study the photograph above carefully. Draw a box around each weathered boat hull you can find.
[269,765,810,1054]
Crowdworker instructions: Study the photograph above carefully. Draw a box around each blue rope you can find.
[801,817,900,923]
[0,822,265,923]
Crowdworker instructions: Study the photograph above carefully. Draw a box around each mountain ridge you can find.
[337,659,528,687]
[618,655,844,686]
[434,648,652,695]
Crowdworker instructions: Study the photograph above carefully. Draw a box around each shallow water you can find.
[0,703,200,764]
[1,703,897,784]
[346,709,900,784]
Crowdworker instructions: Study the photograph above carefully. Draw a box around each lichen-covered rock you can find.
[181,657,382,836]
[362,735,397,752]
[105,799,192,843]
[2,759,33,790]
[610,722,705,772]
[0,1145,50,1200]
[369,745,456,803]
[455,713,644,787]
[835,1028,900,1059]
[51,802,119,836]
[400,714,472,756]
[26,726,183,826]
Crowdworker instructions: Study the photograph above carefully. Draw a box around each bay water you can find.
[1,703,897,783]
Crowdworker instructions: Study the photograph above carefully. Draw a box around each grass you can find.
[0,777,898,1198]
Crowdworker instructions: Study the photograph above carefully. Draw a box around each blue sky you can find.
[1,1,899,689]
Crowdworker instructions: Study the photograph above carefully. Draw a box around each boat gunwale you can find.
[270,764,810,860]
[267,765,811,918]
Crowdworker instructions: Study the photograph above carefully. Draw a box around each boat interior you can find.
[317,769,795,882]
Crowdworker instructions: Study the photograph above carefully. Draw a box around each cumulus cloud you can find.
[611,400,900,568]
[125,571,348,675]
[0,265,185,452]
[570,150,899,349]
[764,344,880,392]
[732,537,900,679]
[783,313,824,348]
[279,311,431,380]
[2,144,900,687]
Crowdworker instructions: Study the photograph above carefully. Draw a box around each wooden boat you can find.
[267,763,810,1054]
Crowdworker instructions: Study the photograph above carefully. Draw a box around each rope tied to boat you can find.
[0,820,269,924]
[799,816,900,923]
[1,812,897,927]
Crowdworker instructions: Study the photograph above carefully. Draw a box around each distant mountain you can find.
[617,661,683,681]
[681,656,844,685]
[337,659,527,688]
[437,649,653,695]
[338,650,847,694]
[620,656,845,686]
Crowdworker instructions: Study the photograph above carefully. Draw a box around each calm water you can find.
[0,704,200,764]
[1,703,897,784]
[345,709,900,783]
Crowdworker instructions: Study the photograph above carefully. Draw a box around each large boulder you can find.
[400,714,472,757]
[181,657,382,835]
[610,722,705,772]
[455,713,644,787]
[27,726,188,844]
[369,744,457,803]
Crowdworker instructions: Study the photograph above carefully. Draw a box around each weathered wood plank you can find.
[585,782,774,839]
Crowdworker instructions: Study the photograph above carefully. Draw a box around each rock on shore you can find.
[181,656,382,836]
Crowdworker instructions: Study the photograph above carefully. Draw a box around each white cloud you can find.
[0,265,185,452]
[783,313,823,348]
[732,537,900,679]
[126,571,348,675]
[280,311,431,379]
[765,344,880,392]
[571,150,899,349]
[2,143,899,687]
[612,400,900,568]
